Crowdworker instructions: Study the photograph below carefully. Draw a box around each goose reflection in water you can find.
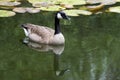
[27,42,70,76]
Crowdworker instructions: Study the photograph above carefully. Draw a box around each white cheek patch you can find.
[57,13,63,19]
[23,28,29,36]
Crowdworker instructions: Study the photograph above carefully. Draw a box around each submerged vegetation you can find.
[0,0,120,17]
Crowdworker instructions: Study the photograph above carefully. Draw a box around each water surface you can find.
[0,12,120,80]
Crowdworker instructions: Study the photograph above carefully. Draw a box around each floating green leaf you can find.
[87,4,104,12]
[32,2,53,7]
[86,0,116,5]
[28,0,53,4]
[60,4,74,9]
[101,0,116,5]
[116,0,120,2]
[28,0,86,5]
[55,0,86,5]
[64,10,79,16]
[0,1,21,6]
[109,6,120,13]
[0,10,16,17]
[64,12,79,16]
[13,7,26,13]
[13,7,40,13]
[64,9,92,16]
[40,5,65,11]
[26,8,40,13]
[86,0,101,4]
[0,0,14,1]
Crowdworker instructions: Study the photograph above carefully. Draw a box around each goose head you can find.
[54,11,70,35]
[21,23,33,36]
[56,11,70,20]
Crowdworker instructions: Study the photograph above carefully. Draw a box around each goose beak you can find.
[20,24,29,36]
[21,24,27,29]
[67,17,71,20]
[64,17,70,20]
[64,16,70,20]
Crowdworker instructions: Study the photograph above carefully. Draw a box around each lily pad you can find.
[13,7,26,13]
[32,2,53,7]
[101,0,116,5]
[0,10,16,17]
[60,4,74,9]
[40,5,65,11]
[87,4,104,12]
[64,11,79,16]
[28,0,53,4]
[28,0,86,5]
[86,0,116,5]
[26,8,40,13]
[86,0,101,4]
[13,7,40,13]
[0,0,14,1]
[0,1,21,6]
[55,0,86,5]
[116,0,120,2]
[64,9,92,16]
[109,6,120,13]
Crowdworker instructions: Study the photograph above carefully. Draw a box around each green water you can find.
[0,12,120,80]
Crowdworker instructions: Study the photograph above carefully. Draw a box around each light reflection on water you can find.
[27,41,70,76]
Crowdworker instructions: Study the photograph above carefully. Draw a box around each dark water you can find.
[0,12,120,80]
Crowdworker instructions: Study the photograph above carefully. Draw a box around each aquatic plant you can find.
[13,7,40,13]
[109,6,120,13]
[64,9,92,16]
[0,0,120,17]
[0,10,16,17]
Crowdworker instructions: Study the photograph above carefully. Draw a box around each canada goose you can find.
[21,11,70,45]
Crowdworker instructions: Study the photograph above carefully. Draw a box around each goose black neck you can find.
[54,17,60,35]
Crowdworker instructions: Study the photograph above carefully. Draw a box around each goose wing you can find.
[27,23,55,43]
[33,24,55,37]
